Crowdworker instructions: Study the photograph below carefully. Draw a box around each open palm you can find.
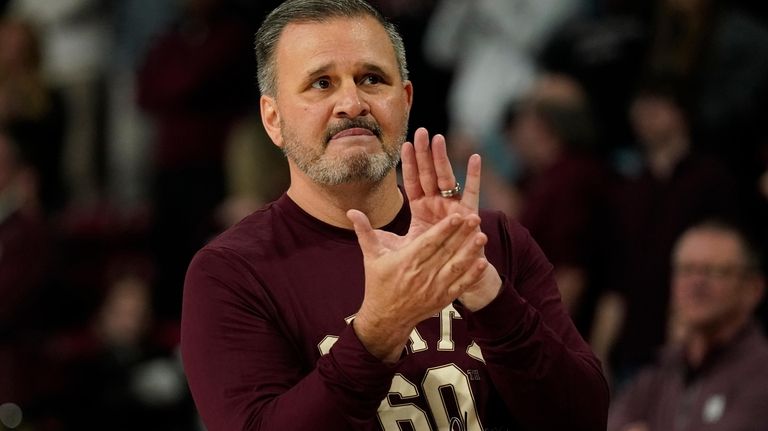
[348,128,481,257]
[347,128,500,313]
[403,128,482,237]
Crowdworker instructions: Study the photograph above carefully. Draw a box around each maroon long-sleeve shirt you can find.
[182,193,608,430]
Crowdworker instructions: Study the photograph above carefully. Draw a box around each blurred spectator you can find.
[608,220,768,431]
[45,199,153,331]
[137,0,256,318]
[504,73,612,331]
[8,0,112,204]
[590,76,743,387]
[50,270,195,431]
[422,0,583,218]
[0,130,50,412]
[0,17,66,216]
[539,5,649,157]
[214,113,289,230]
[646,0,768,231]
[647,0,768,141]
[107,0,177,208]
[423,0,582,157]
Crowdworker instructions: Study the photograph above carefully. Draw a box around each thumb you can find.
[346,209,379,255]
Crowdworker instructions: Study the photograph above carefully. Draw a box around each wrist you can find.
[353,309,413,364]
[459,266,502,311]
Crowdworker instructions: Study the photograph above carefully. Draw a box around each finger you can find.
[426,214,481,267]
[413,127,439,196]
[430,134,458,194]
[436,228,488,289]
[347,209,380,256]
[407,212,465,264]
[401,142,424,200]
[461,154,482,212]
[447,257,490,298]
[432,135,456,195]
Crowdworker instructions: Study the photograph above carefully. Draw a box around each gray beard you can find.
[280,116,408,186]
[283,142,401,185]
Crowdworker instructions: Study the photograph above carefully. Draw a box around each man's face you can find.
[671,229,761,333]
[260,16,413,186]
[509,110,560,171]
[629,95,684,149]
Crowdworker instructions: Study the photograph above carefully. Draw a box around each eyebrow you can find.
[304,62,395,81]
[305,63,333,80]
[360,63,392,79]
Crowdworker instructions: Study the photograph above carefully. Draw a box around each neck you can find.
[286,169,403,229]
[646,134,689,180]
[684,315,749,368]
[530,140,563,174]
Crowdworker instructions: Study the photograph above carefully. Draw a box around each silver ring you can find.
[440,182,461,198]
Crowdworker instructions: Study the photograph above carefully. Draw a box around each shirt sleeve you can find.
[181,248,395,431]
[458,214,609,430]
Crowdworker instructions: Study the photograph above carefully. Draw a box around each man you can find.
[504,73,609,330]
[609,220,768,431]
[589,78,740,385]
[181,1,608,430]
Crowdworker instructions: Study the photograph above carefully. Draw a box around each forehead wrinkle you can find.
[275,17,398,80]
[303,60,393,80]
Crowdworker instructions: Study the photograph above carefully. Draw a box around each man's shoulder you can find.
[478,208,507,233]
[202,200,285,258]
[479,208,546,276]
[479,208,534,246]
[733,324,768,366]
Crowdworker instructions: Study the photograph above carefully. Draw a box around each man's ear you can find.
[403,80,414,113]
[260,95,283,148]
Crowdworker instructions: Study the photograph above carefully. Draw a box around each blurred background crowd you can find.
[0,0,767,429]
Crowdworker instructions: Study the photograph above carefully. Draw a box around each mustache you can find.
[324,118,382,145]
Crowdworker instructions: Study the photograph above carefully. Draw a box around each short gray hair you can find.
[255,0,409,97]
[674,218,764,274]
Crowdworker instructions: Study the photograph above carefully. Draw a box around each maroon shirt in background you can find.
[519,154,611,270]
[182,193,608,431]
[609,322,768,431]
[607,153,742,371]
[136,9,255,170]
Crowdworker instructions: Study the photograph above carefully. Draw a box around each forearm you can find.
[461,281,609,430]
[260,326,395,430]
[182,251,397,431]
[183,323,395,431]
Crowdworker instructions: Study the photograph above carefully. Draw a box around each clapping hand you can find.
[347,128,501,363]
[403,128,502,310]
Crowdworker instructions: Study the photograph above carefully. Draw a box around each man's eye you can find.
[312,78,331,89]
[362,74,382,85]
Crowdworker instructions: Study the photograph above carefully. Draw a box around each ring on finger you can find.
[440,182,461,198]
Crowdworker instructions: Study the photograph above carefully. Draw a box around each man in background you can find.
[609,219,768,431]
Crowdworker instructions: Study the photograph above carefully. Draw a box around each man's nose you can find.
[333,81,370,118]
